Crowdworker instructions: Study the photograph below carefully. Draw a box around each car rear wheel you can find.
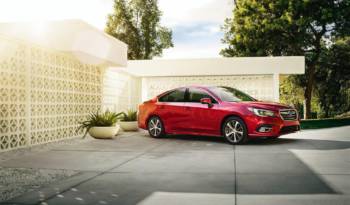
[222,117,248,144]
[147,116,165,138]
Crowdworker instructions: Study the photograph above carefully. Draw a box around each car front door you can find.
[183,88,220,135]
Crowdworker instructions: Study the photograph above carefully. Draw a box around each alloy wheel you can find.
[224,119,245,144]
[148,117,163,137]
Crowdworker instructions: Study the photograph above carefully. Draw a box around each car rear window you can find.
[158,88,186,102]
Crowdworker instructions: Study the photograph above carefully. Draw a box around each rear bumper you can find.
[138,120,147,129]
[246,115,300,138]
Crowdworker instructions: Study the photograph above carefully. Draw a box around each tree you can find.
[280,75,321,118]
[315,37,350,117]
[105,0,173,60]
[221,0,350,118]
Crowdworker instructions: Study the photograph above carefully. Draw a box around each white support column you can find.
[141,78,148,102]
[128,77,132,110]
[273,73,280,102]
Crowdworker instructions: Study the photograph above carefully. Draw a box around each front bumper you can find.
[246,114,300,138]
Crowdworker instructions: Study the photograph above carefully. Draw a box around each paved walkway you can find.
[1,126,350,205]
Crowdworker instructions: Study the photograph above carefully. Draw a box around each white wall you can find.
[141,75,275,102]
[0,20,128,67]
[102,68,141,113]
[0,36,103,152]
[126,57,305,76]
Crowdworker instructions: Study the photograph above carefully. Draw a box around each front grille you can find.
[280,109,298,121]
[280,125,300,134]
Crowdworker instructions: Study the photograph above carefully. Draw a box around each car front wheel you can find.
[147,116,165,138]
[222,117,248,144]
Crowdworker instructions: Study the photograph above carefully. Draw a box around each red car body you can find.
[138,86,300,139]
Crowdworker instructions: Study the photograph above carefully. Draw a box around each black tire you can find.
[222,116,248,145]
[147,116,165,138]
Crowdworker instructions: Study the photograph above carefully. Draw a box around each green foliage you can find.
[315,37,350,118]
[105,0,173,59]
[77,110,123,138]
[335,111,350,119]
[221,0,350,118]
[120,110,138,121]
[280,75,320,118]
[280,75,304,113]
[280,75,303,105]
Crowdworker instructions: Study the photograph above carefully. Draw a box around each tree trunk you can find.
[303,30,323,119]
[303,64,316,119]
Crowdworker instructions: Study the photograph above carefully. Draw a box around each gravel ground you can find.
[0,168,78,202]
[0,137,87,202]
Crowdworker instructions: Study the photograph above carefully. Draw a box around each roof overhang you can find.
[124,56,305,77]
[0,19,127,66]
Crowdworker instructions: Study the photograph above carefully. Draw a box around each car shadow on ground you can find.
[151,134,350,196]
[247,137,350,151]
[160,134,350,150]
[162,134,228,144]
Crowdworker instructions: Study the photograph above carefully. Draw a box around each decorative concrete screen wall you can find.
[0,36,103,151]
[142,75,274,101]
[103,68,141,112]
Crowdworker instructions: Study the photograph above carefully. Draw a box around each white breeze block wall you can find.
[0,36,103,152]
[142,75,274,102]
[102,67,141,113]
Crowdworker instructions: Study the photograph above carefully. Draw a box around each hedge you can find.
[300,118,350,129]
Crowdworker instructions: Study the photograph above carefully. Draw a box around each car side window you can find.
[188,88,217,103]
[158,88,186,102]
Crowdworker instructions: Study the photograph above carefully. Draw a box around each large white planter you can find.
[118,121,138,131]
[88,125,120,139]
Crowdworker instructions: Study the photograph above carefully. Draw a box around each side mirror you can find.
[200,98,213,108]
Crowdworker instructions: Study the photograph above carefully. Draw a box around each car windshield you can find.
[208,86,256,102]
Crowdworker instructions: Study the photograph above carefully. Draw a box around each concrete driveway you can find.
[1,126,350,205]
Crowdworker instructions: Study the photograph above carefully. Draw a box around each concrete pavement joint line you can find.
[233,144,237,205]
[51,149,144,152]
[233,173,349,176]
[105,171,236,174]
[31,141,168,205]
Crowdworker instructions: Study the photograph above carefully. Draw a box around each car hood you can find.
[233,101,292,111]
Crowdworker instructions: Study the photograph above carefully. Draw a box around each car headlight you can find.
[248,107,275,117]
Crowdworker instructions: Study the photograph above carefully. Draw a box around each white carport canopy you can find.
[125,56,305,76]
[0,19,127,66]
[124,56,305,103]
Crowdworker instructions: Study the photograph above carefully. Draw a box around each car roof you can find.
[156,85,221,100]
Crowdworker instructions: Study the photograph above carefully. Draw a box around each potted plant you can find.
[77,110,123,139]
[118,110,138,131]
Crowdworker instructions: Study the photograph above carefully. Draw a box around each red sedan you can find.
[138,86,300,144]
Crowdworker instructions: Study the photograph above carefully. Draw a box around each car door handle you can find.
[159,105,165,109]
[184,107,191,110]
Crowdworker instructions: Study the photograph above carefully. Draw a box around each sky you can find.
[0,0,234,59]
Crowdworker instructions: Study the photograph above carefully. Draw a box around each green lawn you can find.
[301,118,350,129]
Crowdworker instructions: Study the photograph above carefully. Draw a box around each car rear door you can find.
[156,88,187,133]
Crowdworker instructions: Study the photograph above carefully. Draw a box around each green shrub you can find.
[77,110,123,138]
[301,118,350,129]
[120,110,138,122]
